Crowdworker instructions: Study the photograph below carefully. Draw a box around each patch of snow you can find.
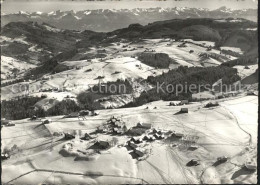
[220,46,243,54]
[74,16,81,20]
[233,64,258,79]
[245,28,257,31]
[43,25,61,32]
[36,11,43,15]
[48,11,55,15]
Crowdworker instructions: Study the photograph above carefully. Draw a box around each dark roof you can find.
[128,141,138,148]
[96,141,110,147]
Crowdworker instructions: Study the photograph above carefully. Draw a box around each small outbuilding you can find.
[1,119,11,125]
[154,133,165,140]
[128,141,138,149]
[130,137,142,144]
[143,135,155,141]
[180,100,189,105]
[64,112,79,118]
[6,122,15,127]
[42,119,51,124]
[30,115,37,120]
[81,133,92,140]
[1,153,10,160]
[137,123,152,129]
[134,148,145,157]
[170,132,184,139]
[180,108,188,113]
[64,133,75,140]
[94,140,110,150]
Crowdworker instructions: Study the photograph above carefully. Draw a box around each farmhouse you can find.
[171,132,184,139]
[154,133,165,140]
[134,148,145,157]
[128,141,138,149]
[112,128,123,135]
[143,123,152,129]
[205,102,219,108]
[130,137,142,144]
[152,128,159,134]
[143,135,155,141]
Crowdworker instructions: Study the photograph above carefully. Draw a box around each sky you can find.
[1,0,258,14]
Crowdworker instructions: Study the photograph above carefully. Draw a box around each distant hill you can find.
[0,18,257,81]
[2,18,256,65]
[1,21,104,64]
[109,18,257,53]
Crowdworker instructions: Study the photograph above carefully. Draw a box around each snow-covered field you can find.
[2,95,257,184]
[183,39,215,47]
[220,46,244,54]
[1,56,36,81]
[233,64,258,79]
[1,38,237,102]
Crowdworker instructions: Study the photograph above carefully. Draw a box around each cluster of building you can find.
[62,131,110,151]
[60,115,192,159]
[124,127,187,158]
[97,116,128,135]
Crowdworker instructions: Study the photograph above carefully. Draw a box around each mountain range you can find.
[2,6,257,32]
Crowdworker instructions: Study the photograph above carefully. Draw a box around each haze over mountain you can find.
[2,6,257,32]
